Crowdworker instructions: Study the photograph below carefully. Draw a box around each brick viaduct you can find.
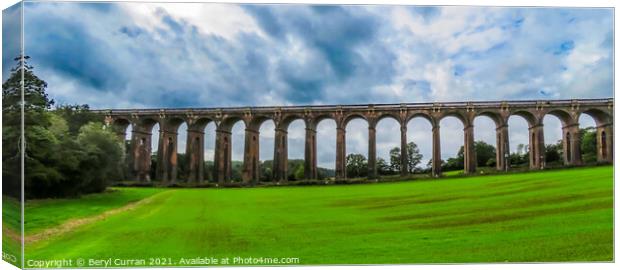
[98,98,613,184]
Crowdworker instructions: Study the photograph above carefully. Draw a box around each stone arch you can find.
[544,109,576,127]
[437,111,469,127]
[509,110,538,127]
[279,114,305,130]
[405,114,435,175]
[375,114,403,177]
[310,114,336,129]
[377,112,400,126]
[184,116,216,183]
[577,109,612,164]
[129,117,159,182]
[438,114,468,173]
[110,117,132,140]
[314,117,338,178]
[541,109,580,167]
[406,112,435,127]
[161,116,186,132]
[343,112,368,128]
[219,116,245,132]
[191,116,216,131]
[247,115,274,131]
[472,112,504,170]
[579,108,612,126]
[211,114,249,183]
[155,116,186,183]
[475,110,504,128]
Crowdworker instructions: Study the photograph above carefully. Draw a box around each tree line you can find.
[3,56,124,199]
[344,130,600,178]
[148,156,335,182]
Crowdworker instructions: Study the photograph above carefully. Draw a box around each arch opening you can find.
[258,119,276,182]
[376,117,401,176]
[229,120,246,182]
[405,116,433,175]
[506,115,530,168]
[175,122,188,181]
[578,113,598,164]
[345,118,368,179]
[542,114,564,166]
[286,119,306,181]
[203,122,217,182]
[473,115,499,170]
[315,118,337,180]
[439,116,465,174]
[147,122,160,181]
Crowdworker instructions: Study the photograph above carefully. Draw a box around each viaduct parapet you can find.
[96,98,614,184]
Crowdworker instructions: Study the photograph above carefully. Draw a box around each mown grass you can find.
[2,196,22,267]
[7,188,164,234]
[22,166,613,265]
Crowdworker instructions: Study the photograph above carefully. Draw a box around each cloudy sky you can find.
[3,2,613,169]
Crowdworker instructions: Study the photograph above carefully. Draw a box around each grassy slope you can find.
[2,196,22,267]
[18,188,164,234]
[24,166,612,264]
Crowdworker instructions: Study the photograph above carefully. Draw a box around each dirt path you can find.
[20,190,172,244]
[3,224,22,244]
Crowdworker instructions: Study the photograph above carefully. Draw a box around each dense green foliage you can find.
[441,141,496,171]
[2,57,124,199]
[151,157,335,182]
[388,142,423,173]
[23,166,612,264]
[580,127,598,163]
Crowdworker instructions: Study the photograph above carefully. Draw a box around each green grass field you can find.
[12,166,614,266]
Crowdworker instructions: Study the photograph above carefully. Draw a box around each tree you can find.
[473,141,496,167]
[54,104,102,136]
[406,142,423,173]
[389,142,424,173]
[510,143,529,166]
[3,55,55,198]
[2,55,54,112]
[346,153,367,178]
[580,127,597,163]
[454,140,496,168]
[293,164,304,180]
[75,122,124,193]
[389,147,401,172]
[545,140,563,164]
[377,157,392,175]
[3,56,125,198]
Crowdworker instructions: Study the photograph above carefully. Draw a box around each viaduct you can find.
[97,98,614,184]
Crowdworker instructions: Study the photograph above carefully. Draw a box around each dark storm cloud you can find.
[2,3,21,81]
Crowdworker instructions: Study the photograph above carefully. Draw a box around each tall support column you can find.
[496,124,510,171]
[432,124,442,177]
[596,123,613,163]
[335,126,346,180]
[368,124,377,179]
[400,124,409,176]
[156,128,179,184]
[273,128,288,183]
[562,124,582,166]
[214,129,232,184]
[130,127,152,182]
[528,124,545,169]
[304,127,318,179]
[242,128,260,184]
[463,124,476,174]
[186,129,205,183]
